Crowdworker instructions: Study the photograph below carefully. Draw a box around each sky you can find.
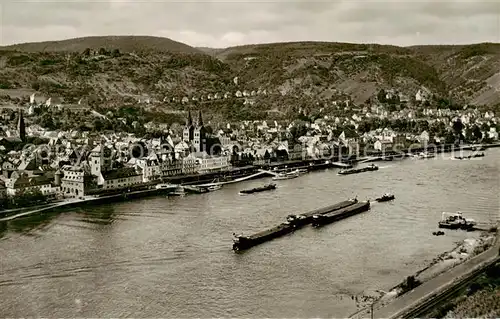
[0,0,499,48]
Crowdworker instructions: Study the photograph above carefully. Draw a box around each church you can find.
[183,110,207,153]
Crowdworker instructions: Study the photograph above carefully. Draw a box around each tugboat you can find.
[438,212,476,230]
[338,164,378,175]
[375,193,395,202]
[240,183,276,195]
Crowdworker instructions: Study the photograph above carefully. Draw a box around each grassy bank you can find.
[431,262,500,318]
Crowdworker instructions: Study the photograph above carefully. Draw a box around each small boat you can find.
[155,183,176,189]
[183,185,209,194]
[169,186,185,196]
[240,183,276,195]
[375,193,395,202]
[207,185,222,192]
[294,168,308,175]
[272,171,299,180]
[432,231,445,236]
[438,212,476,230]
[417,152,435,159]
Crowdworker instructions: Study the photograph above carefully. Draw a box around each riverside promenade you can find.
[350,228,500,319]
[0,185,179,222]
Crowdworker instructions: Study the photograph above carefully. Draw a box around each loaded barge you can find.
[286,199,358,227]
[338,164,378,175]
[240,183,276,195]
[232,198,359,251]
[232,221,295,251]
[311,201,371,227]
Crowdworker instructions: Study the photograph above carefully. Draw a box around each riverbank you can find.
[0,186,179,221]
[1,142,498,222]
[350,228,498,317]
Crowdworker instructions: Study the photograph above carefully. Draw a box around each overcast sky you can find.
[0,0,499,48]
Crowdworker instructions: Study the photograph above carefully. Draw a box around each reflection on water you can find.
[77,205,117,226]
[7,210,61,234]
[0,221,7,239]
[0,149,498,318]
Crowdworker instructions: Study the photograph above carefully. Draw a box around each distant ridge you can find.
[0,35,203,54]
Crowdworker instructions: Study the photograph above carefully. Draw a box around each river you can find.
[1,149,499,317]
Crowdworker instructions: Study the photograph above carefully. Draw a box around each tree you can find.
[452,119,464,135]
[377,89,387,103]
[92,119,104,131]
[111,49,121,57]
[472,125,483,141]
[10,188,47,208]
[98,47,108,56]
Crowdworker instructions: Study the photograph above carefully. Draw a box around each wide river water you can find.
[1,149,499,317]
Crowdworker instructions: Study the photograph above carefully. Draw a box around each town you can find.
[0,86,498,211]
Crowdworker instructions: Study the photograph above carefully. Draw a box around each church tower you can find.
[18,109,26,142]
[183,110,195,143]
[193,110,207,153]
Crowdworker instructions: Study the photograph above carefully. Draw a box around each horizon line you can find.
[1,35,499,50]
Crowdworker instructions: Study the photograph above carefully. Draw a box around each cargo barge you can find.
[232,221,295,251]
[286,199,358,227]
[338,164,378,175]
[239,183,276,195]
[311,201,371,227]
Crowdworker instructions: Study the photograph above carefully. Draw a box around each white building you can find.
[101,167,142,190]
[61,165,91,198]
[195,153,230,174]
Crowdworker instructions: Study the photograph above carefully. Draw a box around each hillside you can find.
[0,37,499,122]
[0,36,202,54]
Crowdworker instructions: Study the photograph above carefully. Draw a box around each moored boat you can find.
[417,152,435,159]
[272,171,299,180]
[169,186,185,196]
[207,184,222,192]
[375,193,395,202]
[438,212,476,230]
[453,152,485,160]
[294,168,308,175]
[239,183,276,195]
[183,185,209,194]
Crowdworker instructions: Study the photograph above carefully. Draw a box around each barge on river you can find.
[286,198,358,227]
[311,201,371,227]
[232,222,295,251]
[239,183,276,195]
[453,152,485,160]
[338,164,378,175]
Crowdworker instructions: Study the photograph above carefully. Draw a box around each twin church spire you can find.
[186,110,203,128]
